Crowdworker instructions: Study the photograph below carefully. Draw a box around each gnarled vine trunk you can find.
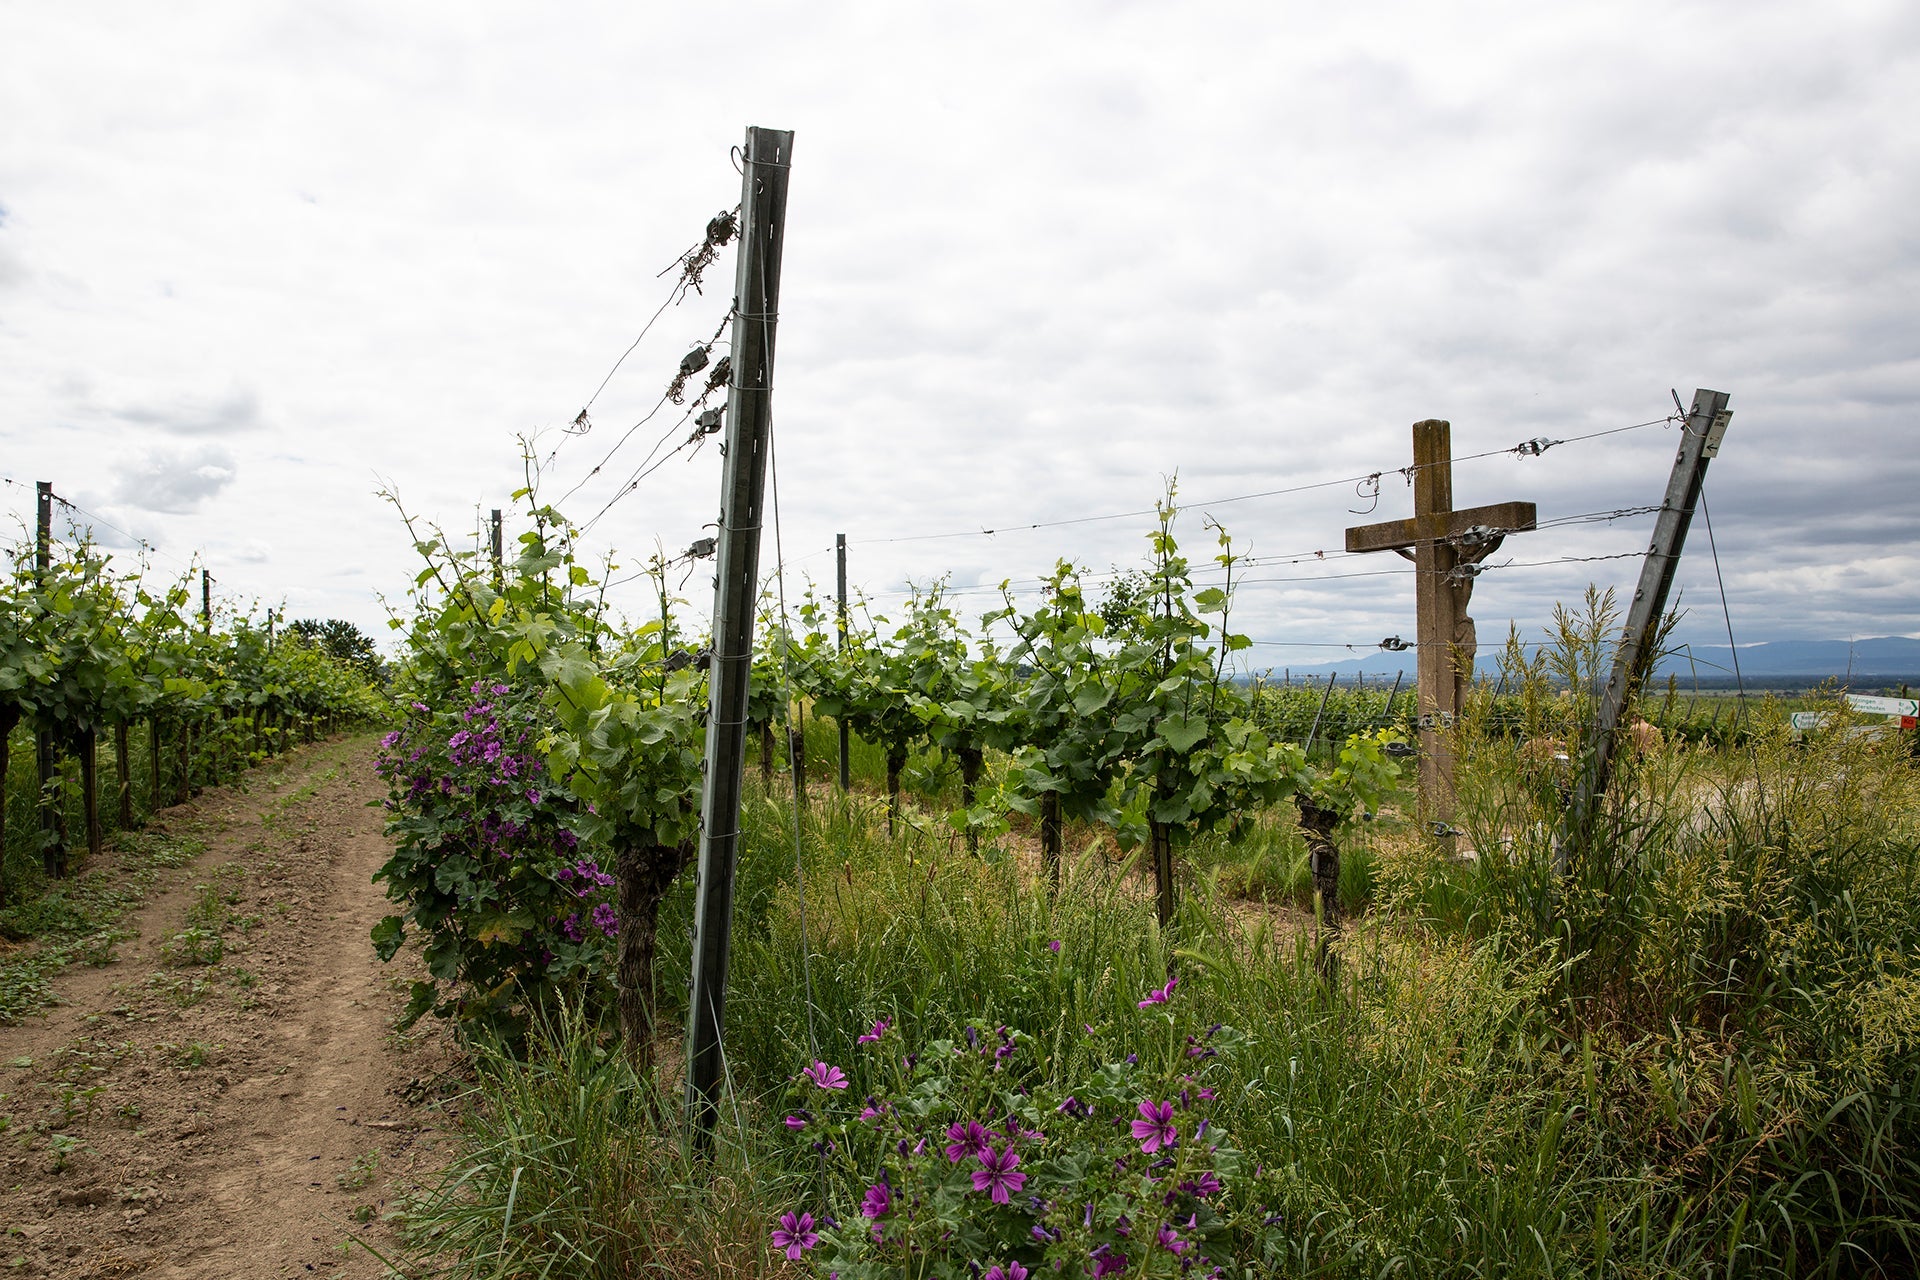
[886,748,907,837]
[1295,797,1344,976]
[1040,790,1062,885]
[615,838,697,1077]
[1149,815,1176,931]
[1295,799,1342,928]
[958,744,983,854]
[788,728,807,811]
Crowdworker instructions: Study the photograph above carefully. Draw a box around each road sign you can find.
[1846,694,1919,719]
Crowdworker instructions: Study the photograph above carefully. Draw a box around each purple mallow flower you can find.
[1132,1100,1177,1153]
[857,1019,889,1044]
[1137,974,1179,1008]
[971,1144,1027,1205]
[801,1060,848,1090]
[984,1264,1029,1280]
[945,1120,995,1163]
[770,1211,819,1261]
[1180,1172,1222,1198]
[861,1182,891,1220]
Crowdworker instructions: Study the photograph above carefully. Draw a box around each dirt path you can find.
[0,736,458,1279]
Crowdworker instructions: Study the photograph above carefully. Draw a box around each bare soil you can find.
[0,736,458,1279]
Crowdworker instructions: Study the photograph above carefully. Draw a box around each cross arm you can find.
[1344,501,1537,554]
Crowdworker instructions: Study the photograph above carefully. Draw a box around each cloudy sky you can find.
[3,1,1916,672]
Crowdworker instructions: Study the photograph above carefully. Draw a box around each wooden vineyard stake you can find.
[1346,422,1535,833]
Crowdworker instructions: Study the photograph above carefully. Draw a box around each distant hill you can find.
[1251,636,1920,687]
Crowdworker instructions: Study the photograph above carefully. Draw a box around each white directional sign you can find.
[1792,697,1919,736]
[1846,694,1919,719]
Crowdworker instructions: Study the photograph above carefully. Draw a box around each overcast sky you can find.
[3,1,1916,673]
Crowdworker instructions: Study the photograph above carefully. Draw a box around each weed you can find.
[171,1042,216,1069]
[337,1149,380,1191]
[47,1083,105,1125]
[159,926,222,967]
[45,1133,86,1173]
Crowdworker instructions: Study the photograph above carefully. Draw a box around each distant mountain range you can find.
[1252,636,1920,686]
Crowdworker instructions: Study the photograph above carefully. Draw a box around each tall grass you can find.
[389,1006,788,1280]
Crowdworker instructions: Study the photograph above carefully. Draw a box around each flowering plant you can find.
[372,677,616,1037]
[775,986,1247,1278]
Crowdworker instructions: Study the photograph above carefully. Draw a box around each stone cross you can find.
[1345,419,1535,827]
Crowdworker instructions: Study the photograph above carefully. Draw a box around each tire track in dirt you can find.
[0,736,459,1279]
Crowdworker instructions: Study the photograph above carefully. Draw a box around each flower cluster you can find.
[371,678,618,1036]
[773,973,1245,1277]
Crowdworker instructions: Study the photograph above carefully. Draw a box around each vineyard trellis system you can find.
[1,494,387,908]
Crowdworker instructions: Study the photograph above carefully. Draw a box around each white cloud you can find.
[116,384,265,436]
[112,445,238,515]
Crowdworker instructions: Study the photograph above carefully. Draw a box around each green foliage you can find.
[286,616,387,681]
[987,497,1319,853]
[372,496,705,1046]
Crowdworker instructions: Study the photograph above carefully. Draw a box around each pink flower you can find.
[1131,1099,1177,1153]
[1137,974,1179,1008]
[801,1060,848,1090]
[770,1211,819,1261]
[861,1182,891,1220]
[944,1120,994,1163]
[984,1264,1030,1280]
[1157,1221,1189,1255]
[971,1144,1027,1205]
[857,1019,890,1044]
[1180,1171,1221,1198]
[1047,940,1061,953]
[783,1114,807,1130]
